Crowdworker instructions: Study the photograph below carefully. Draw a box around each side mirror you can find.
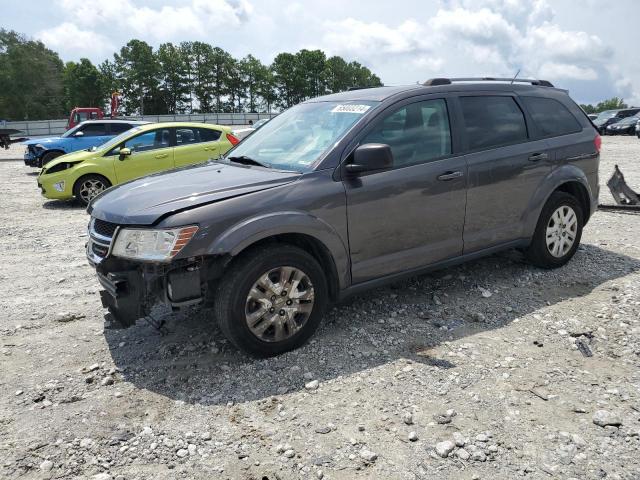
[74,131,84,137]
[345,143,393,175]
[118,147,131,161]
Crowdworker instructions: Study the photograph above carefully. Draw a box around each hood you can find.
[89,162,300,225]
[23,136,62,146]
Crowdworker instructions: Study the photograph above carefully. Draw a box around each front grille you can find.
[93,219,118,238]
[92,243,109,258]
[87,218,119,265]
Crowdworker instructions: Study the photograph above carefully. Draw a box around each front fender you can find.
[522,164,594,239]
[207,210,350,289]
[69,161,117,187]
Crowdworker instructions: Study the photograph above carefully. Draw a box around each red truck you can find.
[67,107,105,129]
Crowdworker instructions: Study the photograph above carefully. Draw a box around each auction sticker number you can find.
[331,104,371,114]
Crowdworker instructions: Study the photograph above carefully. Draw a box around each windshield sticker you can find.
[331,104,371,114]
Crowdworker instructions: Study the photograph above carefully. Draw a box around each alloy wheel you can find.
[79,179,107,203]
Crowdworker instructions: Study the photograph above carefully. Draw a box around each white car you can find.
[233,119,271,141]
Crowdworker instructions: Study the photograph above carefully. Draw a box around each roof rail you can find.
[423,77,554,87]
[347,86,375,91]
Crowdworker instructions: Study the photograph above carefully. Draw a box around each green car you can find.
[38,122,240,205]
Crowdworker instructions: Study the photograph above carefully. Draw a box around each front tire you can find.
[73,174,112,206]
[214,245,328,357]
[525,191,583,269]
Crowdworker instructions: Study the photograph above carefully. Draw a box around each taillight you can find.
[594,134,601,153]
[226,133,240,146]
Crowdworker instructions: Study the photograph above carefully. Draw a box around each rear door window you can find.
[522,96,581,137]
[459,96,528,151]
[176,127,201,145]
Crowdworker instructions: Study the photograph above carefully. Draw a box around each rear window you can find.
[459,96,528,151]
[199,128,221,142]
[522,97,582,137]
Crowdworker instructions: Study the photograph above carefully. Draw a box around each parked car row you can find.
[34,122,240,205]
[24,120,149,168]
[592,108,640,135]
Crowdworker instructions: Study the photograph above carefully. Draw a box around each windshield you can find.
[617,115,640,124]
[61,124,83,138]
[92,126,144,152]
[225,101,379,172]
[594,110,617,121]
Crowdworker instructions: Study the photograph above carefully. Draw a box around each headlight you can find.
[43,162,80,174]
[112,226,199,262]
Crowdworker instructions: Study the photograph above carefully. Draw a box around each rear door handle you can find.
[437,171,464,181]
[528,153,549,162]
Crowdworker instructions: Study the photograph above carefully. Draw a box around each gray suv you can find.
[86,78,600,356]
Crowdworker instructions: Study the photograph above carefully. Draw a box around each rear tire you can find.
[73,174,112,206]
[525,191,583,269]
[40,151,62,167]
[214,245,328,357]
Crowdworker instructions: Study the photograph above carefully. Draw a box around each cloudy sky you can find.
[4,0,639,105]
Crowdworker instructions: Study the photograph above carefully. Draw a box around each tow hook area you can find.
[98,270,145,327]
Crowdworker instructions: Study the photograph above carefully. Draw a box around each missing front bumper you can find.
[95,259,213,328]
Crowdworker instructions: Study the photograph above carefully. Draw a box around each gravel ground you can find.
[1,137,639,480]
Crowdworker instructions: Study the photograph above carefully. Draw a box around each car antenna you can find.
[510,69,521,84]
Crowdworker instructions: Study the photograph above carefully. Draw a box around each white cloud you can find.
[538,63,598,81]
[322,0,625,94]
[36,22,114,58]
[39,0,253,51]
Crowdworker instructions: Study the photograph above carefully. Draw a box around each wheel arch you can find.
[207,211,350,298]
[40,148,65,158]
[523,165,595,239]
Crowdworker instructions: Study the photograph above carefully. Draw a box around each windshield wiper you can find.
[227,155,270,168]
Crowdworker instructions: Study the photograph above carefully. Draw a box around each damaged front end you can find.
[86,218,224,328]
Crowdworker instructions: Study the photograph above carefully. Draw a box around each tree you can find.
[0,31,387,118]
[156,42,190,114]
[239,54,271,112]
[580,97,629,114]
[324,56,352,93]
[579,103,596,114]
[63,58,106,111]
[0,29,65,120]
[347,61,383,89]
[225,58,245,112]
[114,39,159,115]
[296,49,327,99]
[272,52,304,109]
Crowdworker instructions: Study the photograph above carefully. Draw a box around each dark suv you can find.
[86,78,600,356]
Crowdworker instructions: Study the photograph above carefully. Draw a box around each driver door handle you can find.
[437,171,464,181]
[154,153,169,159]
[528,152,549,162]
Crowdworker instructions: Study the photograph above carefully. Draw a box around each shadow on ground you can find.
[42,199,83,210]
[104,244,640,405]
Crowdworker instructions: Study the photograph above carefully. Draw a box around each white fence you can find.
[4,112,277,137]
